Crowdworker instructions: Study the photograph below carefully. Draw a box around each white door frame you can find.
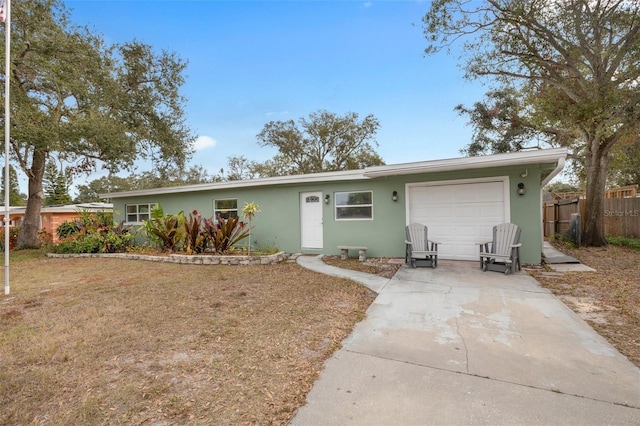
[405,176,511,224]
[300,191,324,249]
[405,177,511,260]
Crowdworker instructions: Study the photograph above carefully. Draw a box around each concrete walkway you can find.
[291,256,640,425]
[542,241,596,272]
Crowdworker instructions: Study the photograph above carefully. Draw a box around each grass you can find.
[606,235,640,250]
[0,251,376,425]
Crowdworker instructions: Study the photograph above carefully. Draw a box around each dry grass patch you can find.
[532,242,640,368]
[0,251,375,425]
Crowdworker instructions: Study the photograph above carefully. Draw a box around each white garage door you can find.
[408,179,509,261]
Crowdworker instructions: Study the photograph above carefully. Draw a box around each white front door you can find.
[300,191,323,249]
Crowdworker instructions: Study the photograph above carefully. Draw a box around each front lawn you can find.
[0,252,375,424]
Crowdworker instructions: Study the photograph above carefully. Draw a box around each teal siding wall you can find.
[112,163,552,265]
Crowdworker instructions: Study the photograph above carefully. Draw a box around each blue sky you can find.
[64,0,488,185]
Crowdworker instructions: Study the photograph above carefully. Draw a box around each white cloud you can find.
[194,135,217,151]
[265,110,289,117]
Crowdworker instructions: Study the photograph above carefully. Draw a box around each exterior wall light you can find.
[392,190,398,202]
[517,182,526,196]
[324,194,330,204]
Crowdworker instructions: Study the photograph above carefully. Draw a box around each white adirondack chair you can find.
[478,223,522,274]
[405,223,439,268]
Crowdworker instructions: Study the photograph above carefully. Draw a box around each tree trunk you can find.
[16,150,47,248]
[582,142,608,246]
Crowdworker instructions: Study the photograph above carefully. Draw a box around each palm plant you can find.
[242,202,261,255]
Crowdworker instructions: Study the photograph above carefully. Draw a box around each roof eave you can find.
[363,148,568,178]
[101,169,367,199]
[101,148,568,199]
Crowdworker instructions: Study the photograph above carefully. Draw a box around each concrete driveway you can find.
[291,257,640,425]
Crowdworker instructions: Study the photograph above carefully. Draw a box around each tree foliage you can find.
[75,166,217,203]
[222,156,261,181]
[423,0,640,246]
[226,110,384,178]
[1,166,25,206]
[455,88,541,156]
[44,161,72,205]
[608,134,640,188]
[75,175,137,203]
[2,0,194,247]
[544,181,582,195]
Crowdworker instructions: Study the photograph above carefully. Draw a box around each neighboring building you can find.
[102,149,567,265]
[1,203,113,243]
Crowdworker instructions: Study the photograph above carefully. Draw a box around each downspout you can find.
[540,155,567,254]
[541,155,566,187]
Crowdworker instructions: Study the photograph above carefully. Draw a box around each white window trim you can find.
[213,198,239,222]
[334,190,374,221]
[125,203,156,224]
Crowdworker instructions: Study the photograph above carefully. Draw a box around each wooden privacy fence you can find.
[544,197,640,239]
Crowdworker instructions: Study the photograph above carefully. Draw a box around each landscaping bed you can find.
[46,250,288,265]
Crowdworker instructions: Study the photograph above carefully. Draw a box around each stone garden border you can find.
[46,251,289,265]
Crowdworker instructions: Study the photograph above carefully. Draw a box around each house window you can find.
[214,199,238,221]
[335,191,373,220]
[126,203,155,224]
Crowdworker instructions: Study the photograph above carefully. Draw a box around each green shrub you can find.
[606,235,640,250]
[51,212,135,254]
[53,228,135,254]
[57,221,80,239]
[143,204,186,252]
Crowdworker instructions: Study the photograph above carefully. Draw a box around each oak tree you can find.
[2,0,194,247]
[254,110,384,176]
[423,0,640,246]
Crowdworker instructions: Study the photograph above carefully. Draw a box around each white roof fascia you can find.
[40,204,114,213]
[5,203,113,214]
[102,169,366,199]
[363,148,568,178]
[102,148,568,199]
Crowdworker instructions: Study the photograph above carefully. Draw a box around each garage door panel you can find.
[479,205,504,217]
[421,186,455,200]
[408,180,507,261]
[455,225,478,237]
[439,242,478,259]
[455,206,479,218]
[430,225,453,236]
[425,206,454,218]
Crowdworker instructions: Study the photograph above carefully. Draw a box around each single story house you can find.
[1,203,113,243]
[102,148,567,265]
